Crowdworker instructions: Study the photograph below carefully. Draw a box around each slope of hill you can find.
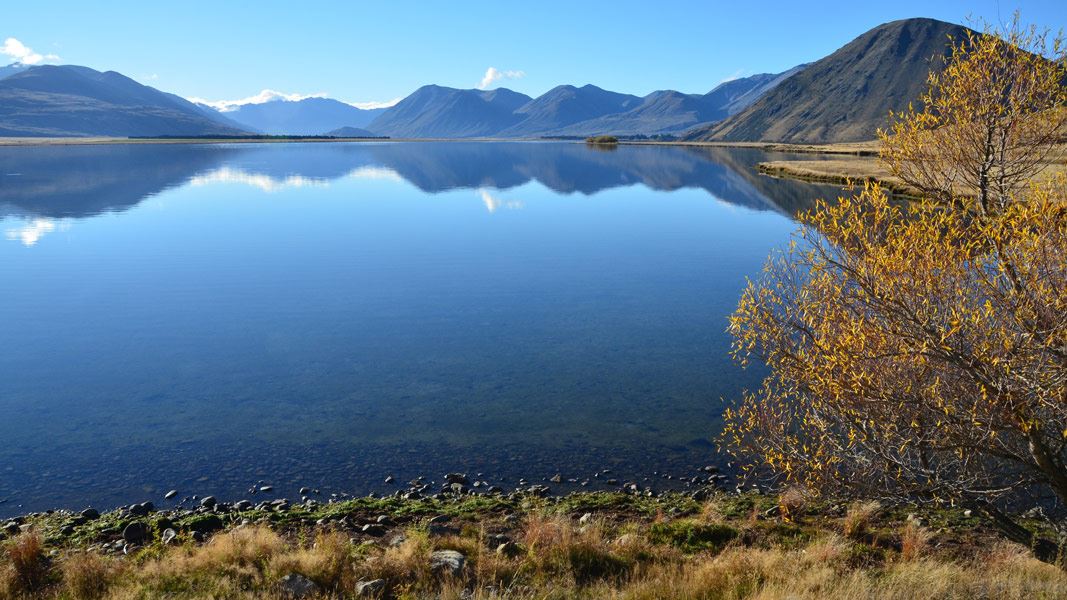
[0,62,29,80]
[0,65,249,137]
[686,18,971,143]
[220,97,384,135]
[324,126,377,137]
[497,84,642,136]
[544,68,803,138]
[366,85,532,138]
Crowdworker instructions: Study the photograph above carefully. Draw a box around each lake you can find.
[0,141,843,515]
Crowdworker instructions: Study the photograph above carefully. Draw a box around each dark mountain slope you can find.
[546,68,805,137]
[0,65,249,137]
[498,84,642,136]
[687,18,972,143]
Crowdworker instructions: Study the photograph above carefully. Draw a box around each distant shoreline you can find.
[0,135,879,153]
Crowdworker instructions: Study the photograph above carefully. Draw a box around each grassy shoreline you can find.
[2,488,1063,599]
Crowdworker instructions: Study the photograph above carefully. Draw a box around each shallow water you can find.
[0,141,843,515]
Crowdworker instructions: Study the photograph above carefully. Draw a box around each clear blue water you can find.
[0,141,842,515]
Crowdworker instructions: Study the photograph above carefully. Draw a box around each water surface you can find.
[0,141,843,515]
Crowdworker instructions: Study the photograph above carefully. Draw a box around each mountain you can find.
[220,97,385,135]
[325,126,376,137]
[496,84,642,136]
[0,65,249,137]
[686,18,972,143]
[366,85,532,138]
[0,62,30,80]
[539,68,804,138]
[702,65,808,117]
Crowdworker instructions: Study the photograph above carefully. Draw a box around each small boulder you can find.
[430,549,465,577]
[496,541,523,558]
[361,523,387,537]
[200,496,217,509]
[164,490,178,500]
[122,522,149,545]
[280,573,319,598]
[80,508,100,520]
[161,528,178,545]
[355,578,386,597]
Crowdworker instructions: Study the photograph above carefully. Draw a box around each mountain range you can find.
[209,97,385,135]
[0,65,246,137]
[686,18,971,143]
[0,18,975,143]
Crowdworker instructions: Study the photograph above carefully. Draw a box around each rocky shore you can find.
[1,463,734,553]
[2,472,1063,599]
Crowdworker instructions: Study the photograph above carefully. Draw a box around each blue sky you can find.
[2,0,1065,107]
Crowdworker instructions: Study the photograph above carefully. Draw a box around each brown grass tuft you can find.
[843,501,880,539]
[1,532,48,598]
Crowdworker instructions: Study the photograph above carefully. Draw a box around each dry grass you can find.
[756,142,1067,198]
[843,501,881,539]
[1,532,48,598]
[2,507,1067,599]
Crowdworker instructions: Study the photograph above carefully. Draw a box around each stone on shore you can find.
[280,573,319,598]
[430,549,465,577]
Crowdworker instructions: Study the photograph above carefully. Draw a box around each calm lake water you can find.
[0,141,843,515]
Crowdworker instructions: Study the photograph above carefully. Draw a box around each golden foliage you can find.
[724,17,1067,564]
[879,14,1067,213]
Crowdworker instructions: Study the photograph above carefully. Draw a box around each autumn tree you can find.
[723,18,1067,563]
[880,15,1067,213]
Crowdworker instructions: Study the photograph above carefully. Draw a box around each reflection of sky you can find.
[479,189,524,213]
[3,217,64,246]
[0,143,809,516]
[187,165,405,193]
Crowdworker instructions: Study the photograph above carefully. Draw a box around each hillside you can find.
[324,126,377,137]
[0,62,29,80]
[367,85,532,138]
[496,84,642,136]
[685,18,972,143]
[0,65,249,137]
[221,97,384,135]
[552,67,807,137]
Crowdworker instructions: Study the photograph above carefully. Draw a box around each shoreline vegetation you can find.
[4,486,1066,599]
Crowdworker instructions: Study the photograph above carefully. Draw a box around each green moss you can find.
[649,520,738,553]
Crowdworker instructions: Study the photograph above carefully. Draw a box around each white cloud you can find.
[187,89,329,112]
[347,97,402,110]
[478,67,525,90]
[1,37,60,65]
